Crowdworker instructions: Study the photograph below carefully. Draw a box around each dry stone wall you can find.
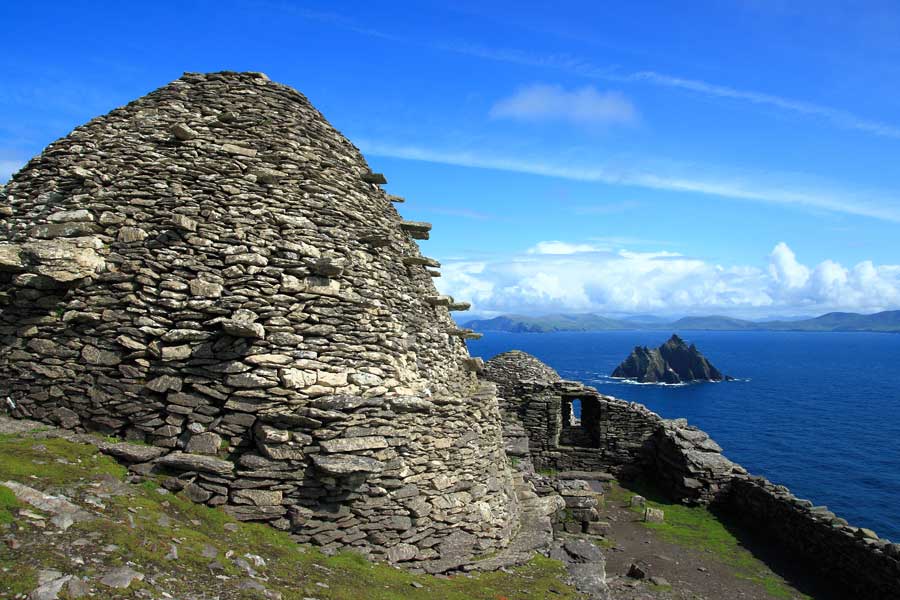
[725,476,900,600]
[0,71,518,567]
[485,350,900,597]
[483,351,738,503]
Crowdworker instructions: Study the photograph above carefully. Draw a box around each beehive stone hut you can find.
[0,71,518,568]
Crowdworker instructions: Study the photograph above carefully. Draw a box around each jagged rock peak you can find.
[611,334,730,384]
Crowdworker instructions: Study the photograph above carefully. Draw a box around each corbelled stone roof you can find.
[483,350,561,399]
[1,70,475,398]
[0,71,517,566]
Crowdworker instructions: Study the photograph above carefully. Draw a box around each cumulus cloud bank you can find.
[437,241,900,317]
[490,84,638,126]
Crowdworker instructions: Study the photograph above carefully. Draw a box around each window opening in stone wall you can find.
[560,395,600,448]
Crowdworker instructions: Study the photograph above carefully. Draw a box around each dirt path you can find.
[595,481,828,600]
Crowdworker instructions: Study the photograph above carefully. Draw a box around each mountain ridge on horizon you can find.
[463,310,900,333]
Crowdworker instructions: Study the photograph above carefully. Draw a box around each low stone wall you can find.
[486,357,737,504]
[724,476,900,600]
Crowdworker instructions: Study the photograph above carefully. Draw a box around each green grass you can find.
[0,434,128,485]
[608,479,810,600]
[0,433,585,600]
[0,485,19,525]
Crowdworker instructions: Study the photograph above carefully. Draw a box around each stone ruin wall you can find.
[484,350,900,598]
[0,71,518,569]
[483,351,734,504]
[725,476,900,600]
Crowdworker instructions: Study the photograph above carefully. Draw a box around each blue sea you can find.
[468,330,900,541]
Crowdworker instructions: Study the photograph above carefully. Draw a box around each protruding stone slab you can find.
[448,301,471,311]
[361,172,387,184]
[447,328,482,340]
[399,221,432,240]
[402,256,440,268]
[425,295,452,307]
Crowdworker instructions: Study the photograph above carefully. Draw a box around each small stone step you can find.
[447,328,482,340]
[361,172,387,184]
[425,295,452,307]
[448,301,470,311]
[387,194,405,203]
[402,256,441,268]
[427,269,441,278]
[399,221,432,240]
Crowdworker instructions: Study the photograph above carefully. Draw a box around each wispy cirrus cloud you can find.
[443,42,900,140]
[359,140,900,223]
[490,84,638,126]
[625,71,900,139]
[276,6,900,140]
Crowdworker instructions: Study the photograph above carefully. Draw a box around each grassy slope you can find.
[0,433,583,600]
[606,479,810,600]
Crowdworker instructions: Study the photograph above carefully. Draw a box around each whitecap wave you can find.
[591,375,751,387]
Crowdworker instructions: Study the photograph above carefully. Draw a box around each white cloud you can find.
[768,242,810,289]
[527,241,604,254]
[436,241,900,317]
[444,42,900,140]
[359,140,900,223]
[490,84,638,126]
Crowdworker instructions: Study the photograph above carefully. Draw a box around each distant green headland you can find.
[464,310,900,333]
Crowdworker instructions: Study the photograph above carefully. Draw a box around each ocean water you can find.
[467,330,900,541]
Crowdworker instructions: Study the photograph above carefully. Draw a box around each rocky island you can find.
[611,334,731,383]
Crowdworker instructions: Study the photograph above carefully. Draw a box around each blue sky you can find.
[2,1,900,318]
